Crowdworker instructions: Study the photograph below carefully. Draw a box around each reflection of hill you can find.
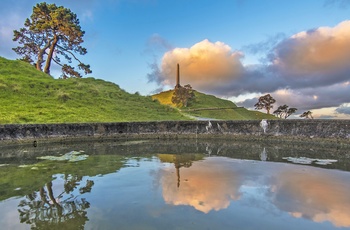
[0,154,126,201]
[1,138,349,202]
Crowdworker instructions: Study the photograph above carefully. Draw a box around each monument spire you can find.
[175,63,181,89]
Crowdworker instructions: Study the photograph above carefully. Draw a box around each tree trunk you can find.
[36,41,52,72]
[44,35,58,75]
[36,49,45,71]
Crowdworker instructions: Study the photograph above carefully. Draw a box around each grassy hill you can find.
[0,57,274,124]
[0,57,187,123]
[152,90,276,120]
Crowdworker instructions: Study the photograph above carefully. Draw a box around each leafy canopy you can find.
[254,94,276,114]
[171,84,195,107]
[13,2,91,78]
[273,104,297,119]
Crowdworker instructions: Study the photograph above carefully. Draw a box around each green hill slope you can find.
[152,90,276,120]
[0,57,187,123]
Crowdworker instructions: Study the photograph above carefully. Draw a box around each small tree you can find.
[254,94,276,114]
[13,2,91,78]
[300,111,313,119]
[273,105,297,119]
[172,84,195,107]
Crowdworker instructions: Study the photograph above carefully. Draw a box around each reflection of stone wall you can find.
[0,120,350,143]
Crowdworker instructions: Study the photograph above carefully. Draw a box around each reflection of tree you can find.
[18,175,94,229]
[161,157,242,213]
[158,154,202,188]
[174,155,194,188]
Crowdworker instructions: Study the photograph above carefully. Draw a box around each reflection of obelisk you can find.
[175,63,181,89]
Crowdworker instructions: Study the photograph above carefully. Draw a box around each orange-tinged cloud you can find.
[273,169,350,227]
[160,39,244,90]
[161,158,242,213]
[272,20,350,79]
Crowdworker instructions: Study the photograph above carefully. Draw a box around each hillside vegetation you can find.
[152,90,276,120]
[0,57,274,124]
[0,57,186,124]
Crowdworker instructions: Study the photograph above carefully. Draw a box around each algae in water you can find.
[37,150,89,162]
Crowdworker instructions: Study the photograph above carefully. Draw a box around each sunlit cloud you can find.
[150,20,350,101]
[272,169,350,227]
[269,20,350,88]
[148,20,350,116]
[148,39,245,91]
[160,157,242,213]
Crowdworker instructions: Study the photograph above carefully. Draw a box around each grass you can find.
[0,56,275,123]
[0,57,187,124]
[152,90,276,120]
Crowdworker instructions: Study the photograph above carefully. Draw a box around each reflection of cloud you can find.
[158,155,350,226]
[161,157,242,213]
[272,169,350,227]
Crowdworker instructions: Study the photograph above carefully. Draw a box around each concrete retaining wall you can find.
[0,120,349,144]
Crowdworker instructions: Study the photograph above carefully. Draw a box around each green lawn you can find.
[152,90,276,120]
[0,57,187,124]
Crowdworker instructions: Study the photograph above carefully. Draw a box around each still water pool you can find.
[0,139,349,230]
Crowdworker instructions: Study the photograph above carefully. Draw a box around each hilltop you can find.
[152,90,276,120]
[0,57,186,123]
[0,57,274,124]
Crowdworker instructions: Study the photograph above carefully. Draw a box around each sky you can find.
[1,0,350,118]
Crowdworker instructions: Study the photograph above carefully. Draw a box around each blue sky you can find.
[1,0,350,118]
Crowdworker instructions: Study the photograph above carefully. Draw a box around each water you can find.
[0,139,350,230]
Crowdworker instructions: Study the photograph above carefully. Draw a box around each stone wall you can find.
[0,120,349,143]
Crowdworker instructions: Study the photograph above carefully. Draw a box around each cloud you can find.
[272,169,350,227]
[160,157,243,213]
[149,21,350,115]
[148,39,246,91]
[142,34,173,58]
[243,32,286,56]
[268,20,350,89]
[238,82,350,115]
[335,103,350,114]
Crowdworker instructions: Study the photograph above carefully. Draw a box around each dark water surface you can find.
[0,139,350,230]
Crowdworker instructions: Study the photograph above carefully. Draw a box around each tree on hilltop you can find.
[172,84,195,107]
[13,2,91,78]
[273,105,297,119]
[254,94,276,114]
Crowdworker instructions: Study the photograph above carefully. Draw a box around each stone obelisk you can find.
[175,63,181,89]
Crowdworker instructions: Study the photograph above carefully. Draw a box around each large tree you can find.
[13,2,91,78]
[172,84,195,107]
[254,94,276,114]
[273,104,297,119]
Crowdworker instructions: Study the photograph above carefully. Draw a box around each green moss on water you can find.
[0,154,127,201]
